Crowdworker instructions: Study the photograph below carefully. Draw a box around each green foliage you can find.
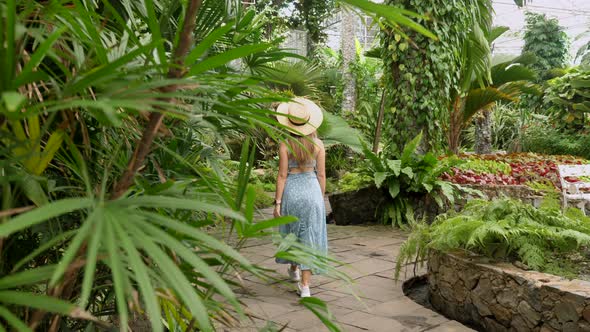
[361,134,459,227]
[522,12,569,78]
[251,183,275,208]
[464,104,522,151]
[347,41,386,144]
[257,60,329,97]
[455,158,512,175]
[325,145,360,178]
[544,68,590,131]
[382,0,491,153]
[521,124,590,160]
[337,172,373,193]
[0,1,358,330]
[396,197,590,280]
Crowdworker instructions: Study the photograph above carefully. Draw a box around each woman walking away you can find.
[274,97,328,298]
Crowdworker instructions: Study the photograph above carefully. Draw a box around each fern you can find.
[395,196,590,280]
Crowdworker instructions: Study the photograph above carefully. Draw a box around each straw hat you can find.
[276,97,324,136]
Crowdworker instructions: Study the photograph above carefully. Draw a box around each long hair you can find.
[287,132,317,165]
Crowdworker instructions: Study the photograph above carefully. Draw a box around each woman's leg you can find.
[301,269,312,286]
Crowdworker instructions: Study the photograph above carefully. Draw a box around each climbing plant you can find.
[522,12,569,78]
[254,0,336,54]
[381,0,489,154]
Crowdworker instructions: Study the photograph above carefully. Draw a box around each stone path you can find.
[221,207,475,332]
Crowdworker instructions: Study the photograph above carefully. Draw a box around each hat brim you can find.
[276,97,324,136]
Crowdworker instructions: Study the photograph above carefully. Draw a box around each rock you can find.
[429,253,440,273]
[457,266,480,289]
[563,321,580,332]
[579,320,590,332]
[525,284,544,312]
[484,317,509,332]
[583,307,590,323]
[556,301,580,323]
[474,277,494,302]
[547,318,563,331]
[430,291,444,311]
[439,281,456,301]
[471,293,493,316]
[490,303,513,326]
[328,186,385,225]
[511,315,531,332]
[518,301,541,327]
[497,289,519,309]
[453,280,469,302]
[439,265,456,284]
[540,324,559,332]
[513,260,532,271]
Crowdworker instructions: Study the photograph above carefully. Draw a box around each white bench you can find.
[557,164,590,214]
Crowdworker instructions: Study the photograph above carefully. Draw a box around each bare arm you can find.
[274,142,289,216]
[315,139,326,196]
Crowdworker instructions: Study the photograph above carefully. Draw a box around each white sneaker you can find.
[297,282,311,298]
[288,267,301,282]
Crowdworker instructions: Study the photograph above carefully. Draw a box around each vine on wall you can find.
[381,0,482,154]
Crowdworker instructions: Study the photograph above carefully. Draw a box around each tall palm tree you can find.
[447,22,539,154]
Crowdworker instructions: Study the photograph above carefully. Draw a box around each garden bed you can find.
[427,250,590,332]
[441,153,588,191]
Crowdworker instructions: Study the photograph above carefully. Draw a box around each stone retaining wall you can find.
[461,184,545,208]
[428,250,590,332]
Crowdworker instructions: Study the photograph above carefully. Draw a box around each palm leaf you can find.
[463,87,514,122]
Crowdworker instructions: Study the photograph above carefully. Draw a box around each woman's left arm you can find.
[274,142,289,217]
[315,140,326,196]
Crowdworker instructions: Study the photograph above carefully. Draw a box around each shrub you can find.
[336,173,373,193]
[544,68,590,131]
[395,197,590,280]
[325,145,360,178]
[362,134,459,227]
[252,184,275,208]
[454,158,512,175]
[521,125,590,159]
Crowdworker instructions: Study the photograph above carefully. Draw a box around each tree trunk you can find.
[341,8,356,113]
[372,90,386,153]
[448,96,463,154]
[474,109,493,154]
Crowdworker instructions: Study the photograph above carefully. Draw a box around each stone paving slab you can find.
[220,208,474,332]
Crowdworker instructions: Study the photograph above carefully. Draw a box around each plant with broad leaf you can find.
[544,68,590,131]
[361,133,460,227]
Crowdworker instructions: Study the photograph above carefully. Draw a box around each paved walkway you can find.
[223,207,474,332]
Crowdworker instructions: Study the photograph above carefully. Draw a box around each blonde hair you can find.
[287,132,318,165]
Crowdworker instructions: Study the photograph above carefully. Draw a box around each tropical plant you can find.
[348,40,385,145]
[521,124,590,160]
[544,67,590,131]
[447,30,540,154]
[0,0,439,330]
[361,133,458,227]
[381,0,487,154]
[454,158,512,175]
[522,12,569,79]
[336,172,373,192]
[395,197,590,280]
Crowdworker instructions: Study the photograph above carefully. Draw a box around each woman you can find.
[274,97,327,298]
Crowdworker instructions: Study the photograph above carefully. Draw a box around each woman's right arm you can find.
[315,139,326,196]
[274,142,289,217]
